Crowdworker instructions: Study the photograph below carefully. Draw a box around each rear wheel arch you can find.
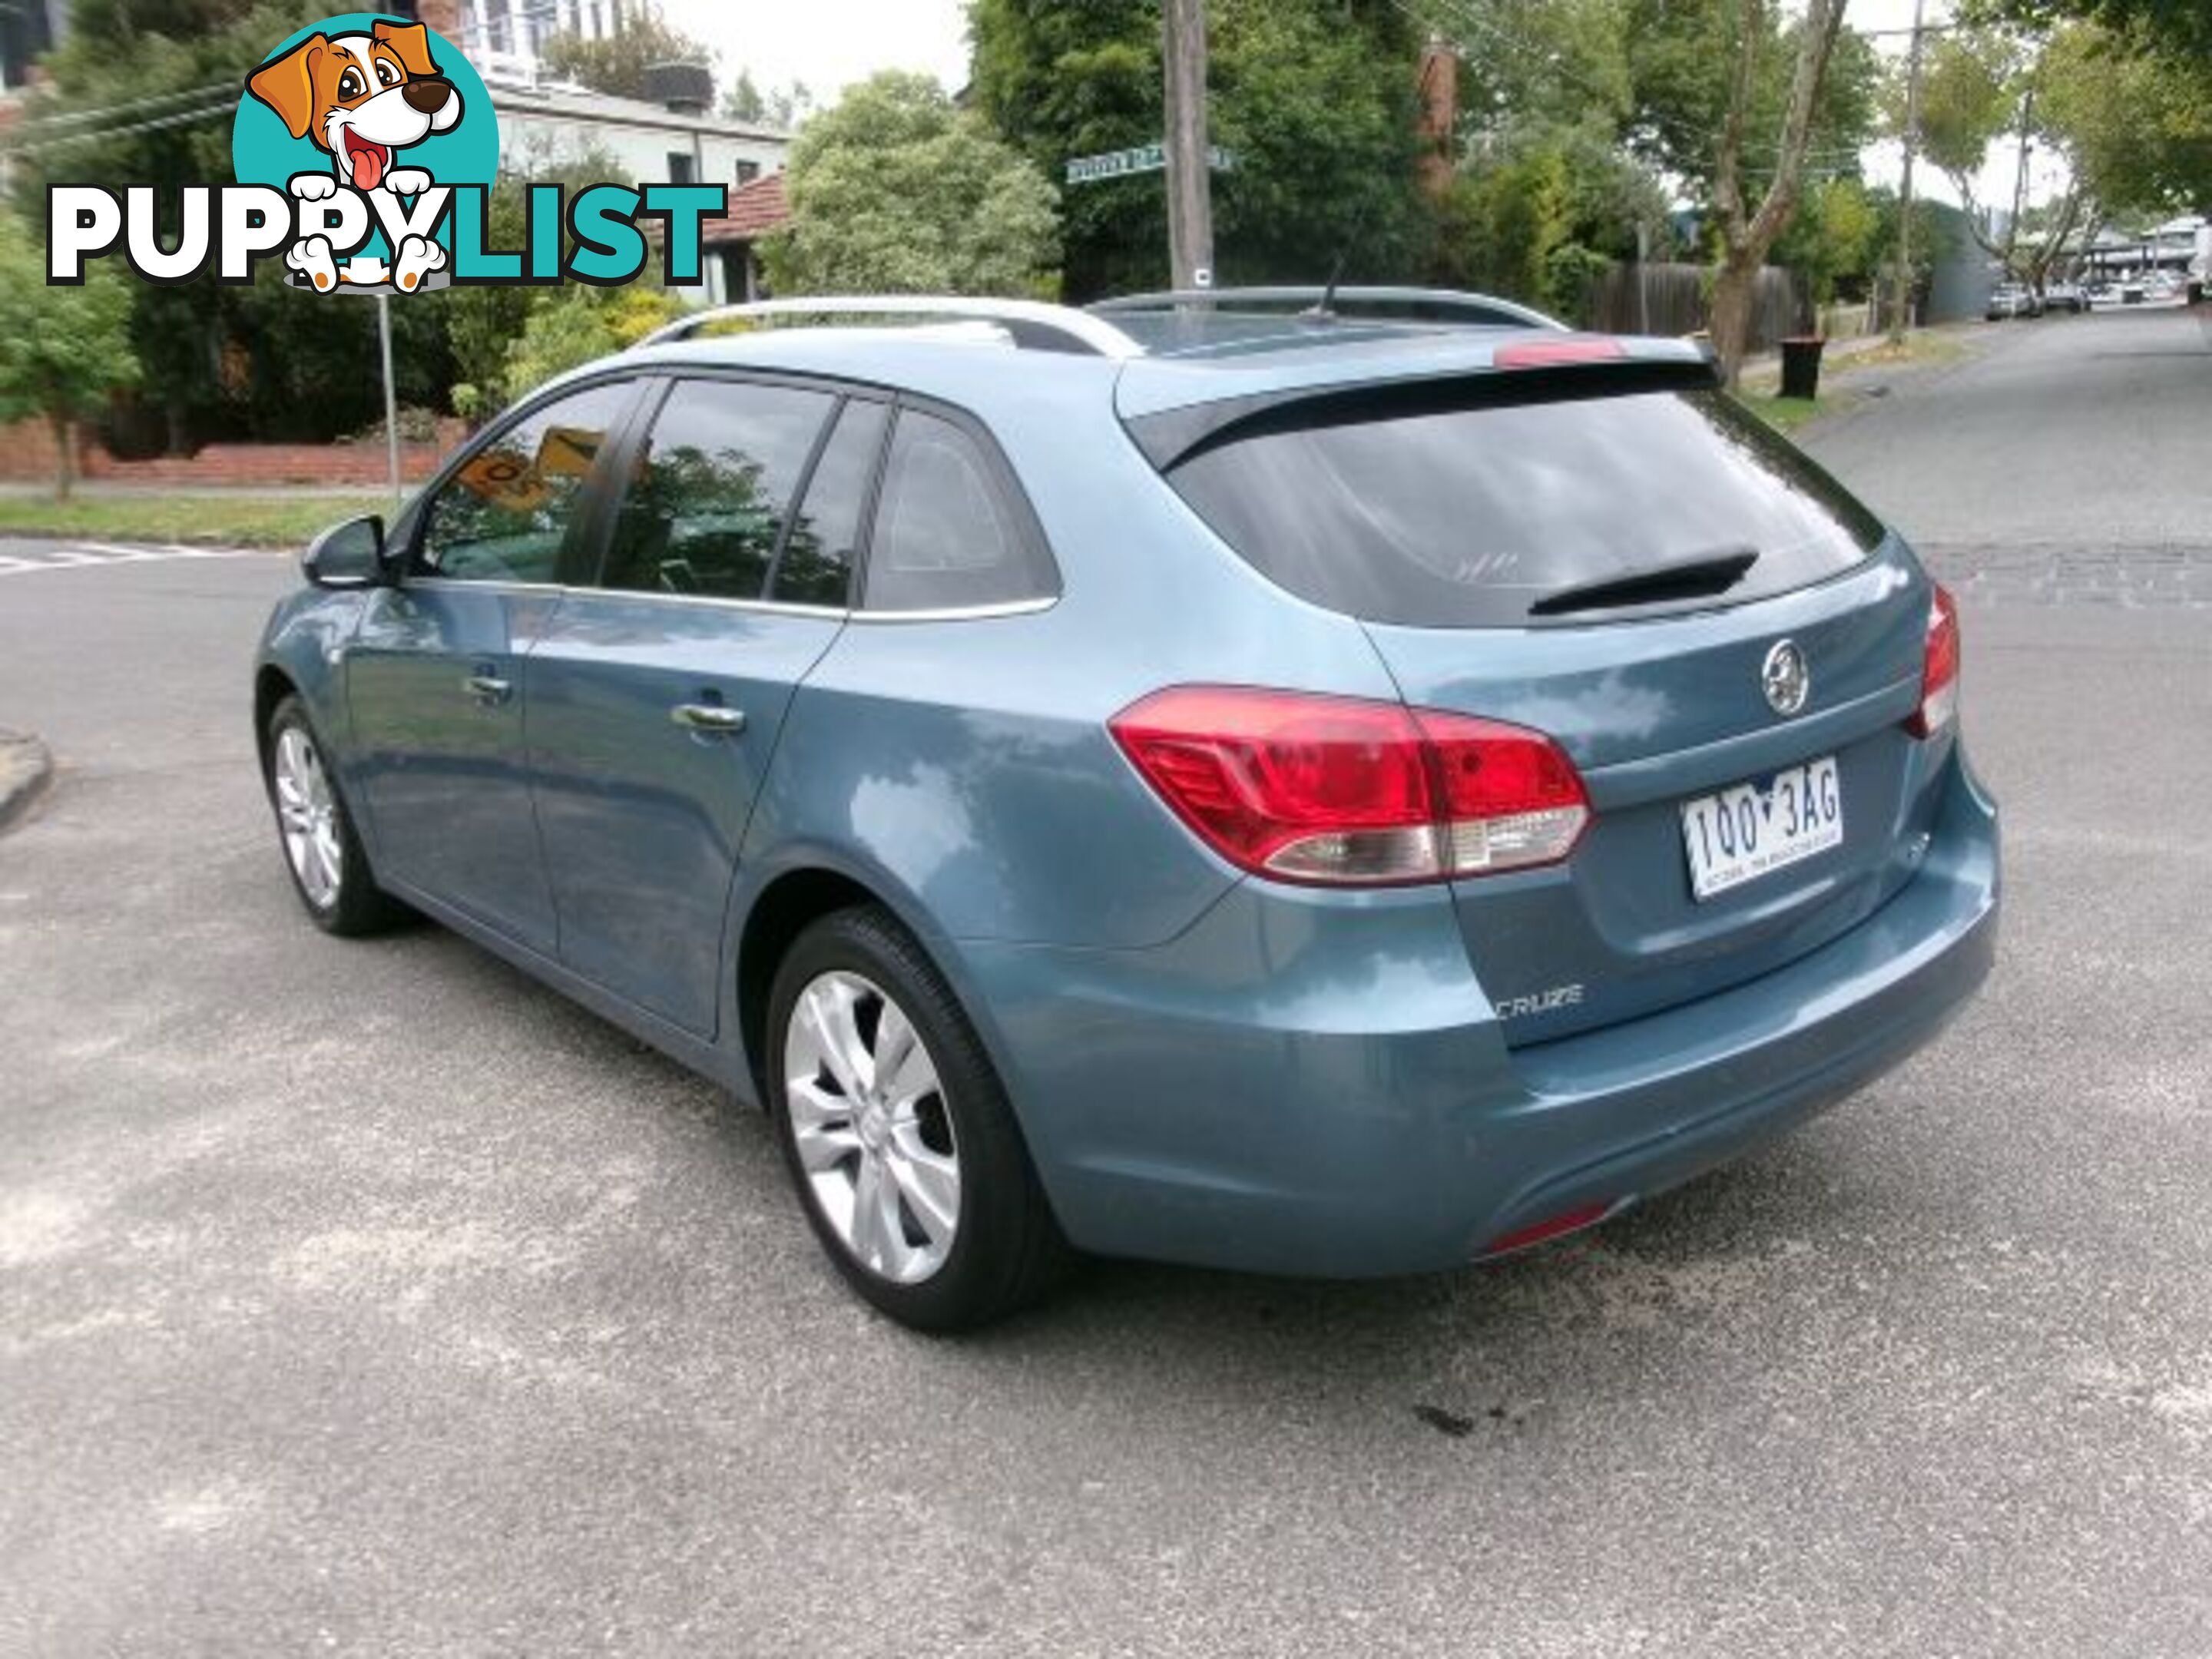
[253,664,298,778]
[736,868,884,1104]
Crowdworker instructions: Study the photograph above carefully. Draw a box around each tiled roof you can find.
[695,171,790,246]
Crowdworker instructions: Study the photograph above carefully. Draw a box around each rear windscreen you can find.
[1161,387,1887,628]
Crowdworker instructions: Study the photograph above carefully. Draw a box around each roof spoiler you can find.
[1124,355,1724,472]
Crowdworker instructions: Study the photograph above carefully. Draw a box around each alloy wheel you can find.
[783,970,962,1284]
[273,725,343,909]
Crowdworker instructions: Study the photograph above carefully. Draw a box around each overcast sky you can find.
[661,0,2054,211]
[660,0,971,107]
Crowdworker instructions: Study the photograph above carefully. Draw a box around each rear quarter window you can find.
[1159,386,1887,628]
[862,409,1056,613]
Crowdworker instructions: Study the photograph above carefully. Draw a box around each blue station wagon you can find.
[254,289,2000,1330]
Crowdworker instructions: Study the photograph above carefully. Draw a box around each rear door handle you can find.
[671,702,747,736]
[463,672,512,704]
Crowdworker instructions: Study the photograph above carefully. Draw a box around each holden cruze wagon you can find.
[253,289,2000,1330]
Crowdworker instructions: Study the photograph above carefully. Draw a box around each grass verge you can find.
[1734,392,1852,435]
[0,493,389,548]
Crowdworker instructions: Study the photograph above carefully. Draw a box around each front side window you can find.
[418,379,634,584]
[864,410,1052,611]
[598,379,835,601]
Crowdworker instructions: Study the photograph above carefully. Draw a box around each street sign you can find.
[1065,142,1233,185]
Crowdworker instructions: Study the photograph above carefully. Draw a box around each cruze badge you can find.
[1762,640,1810,717]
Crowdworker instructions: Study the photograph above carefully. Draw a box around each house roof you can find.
[695,171,791,247]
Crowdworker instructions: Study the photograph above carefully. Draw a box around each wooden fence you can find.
[1578,262,1814,351]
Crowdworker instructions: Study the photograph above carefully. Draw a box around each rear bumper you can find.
[958,752,2000,1277]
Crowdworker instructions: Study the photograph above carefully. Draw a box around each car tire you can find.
[767,904,1067,1331]
[264,694,407,937]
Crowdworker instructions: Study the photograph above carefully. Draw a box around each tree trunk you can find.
[1705,0,1849,386]
[48,411,76,503]
[1709,250,1763,387]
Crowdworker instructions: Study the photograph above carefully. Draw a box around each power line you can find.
[11,80,237,134]
[5,99,237,155]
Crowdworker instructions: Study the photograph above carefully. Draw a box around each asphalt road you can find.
[3,306,2208,1657]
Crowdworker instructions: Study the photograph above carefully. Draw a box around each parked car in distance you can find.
[253,289,2001,1330]
[1986,283,2040,320]
[2043,281,2085,313]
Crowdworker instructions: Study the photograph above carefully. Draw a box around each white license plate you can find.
[1681,756,1843,901]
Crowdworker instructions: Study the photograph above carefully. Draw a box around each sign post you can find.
[376,293,401,514]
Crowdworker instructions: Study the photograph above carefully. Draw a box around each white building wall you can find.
[496,107,786,195]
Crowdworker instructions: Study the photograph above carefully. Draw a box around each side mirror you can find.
[302,515,388,590]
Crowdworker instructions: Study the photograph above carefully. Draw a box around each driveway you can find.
[2,306,2208,1657]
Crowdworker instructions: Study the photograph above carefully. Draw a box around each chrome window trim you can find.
[555,584,852,621]
[405,575,568,598]
[848,596,1060,624]
[400,575,1058,624]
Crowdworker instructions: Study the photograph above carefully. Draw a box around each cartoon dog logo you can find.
[246,18,462,293]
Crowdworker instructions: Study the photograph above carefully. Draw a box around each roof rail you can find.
[634,296,1147,359]
[1088,286,1568,331]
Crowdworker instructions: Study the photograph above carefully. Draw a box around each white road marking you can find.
[0,542,269,576]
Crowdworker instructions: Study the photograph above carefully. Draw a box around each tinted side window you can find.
[599,379,835,601]
[1162,388,1886,628]
[419,381,634,584]
[864,411,1051,612]
[771,398,888,608]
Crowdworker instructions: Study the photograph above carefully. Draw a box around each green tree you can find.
[1624,0,1863,381]
[968,0,1426,301]
[1969,2,2212,209]
[502,287,687,402]
[1913,29,2091,288]
[2038,24,2212,215]
[7,0,331,451]
[0,214,141,498]
[429,140,632,413]
[1773,175,1884,310]
[723,71,814,129]
[761,72,1061,296]
[1976,0,2212,58]
[540,2,714,101]
[1434,127,1667,320]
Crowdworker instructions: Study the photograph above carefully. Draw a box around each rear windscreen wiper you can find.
[1528,548,1760,618]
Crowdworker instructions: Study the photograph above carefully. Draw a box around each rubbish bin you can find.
[1779,335,1826,400]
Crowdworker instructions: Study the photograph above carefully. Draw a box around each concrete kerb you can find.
[0,730,54,833]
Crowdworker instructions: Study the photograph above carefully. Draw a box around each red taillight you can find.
[1108,687,1591,886]
[1908,584,1961,738]
[1493,337,1627,371]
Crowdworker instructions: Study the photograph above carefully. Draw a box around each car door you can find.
[346,376,645,955]
[525,375,887,1036]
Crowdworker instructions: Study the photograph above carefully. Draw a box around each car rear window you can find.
[1160,386,1886,627]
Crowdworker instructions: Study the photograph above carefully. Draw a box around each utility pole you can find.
[1890,0,1926,344]
[1163,0,1214,291]
[2009,86,2036,286]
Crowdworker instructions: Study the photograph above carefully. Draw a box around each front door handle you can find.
[463,672,512,704]
[671,701,747,736]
